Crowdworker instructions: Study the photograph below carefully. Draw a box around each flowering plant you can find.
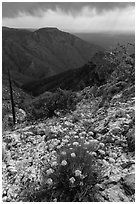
[26,137,102,202]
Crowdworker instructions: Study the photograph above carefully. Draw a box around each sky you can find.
[2,2,135,33]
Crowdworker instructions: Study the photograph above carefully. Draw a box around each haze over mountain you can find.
[2,26,102,86]
[74,32,135,53]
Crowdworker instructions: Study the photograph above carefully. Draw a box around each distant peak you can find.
[37,27,60,33]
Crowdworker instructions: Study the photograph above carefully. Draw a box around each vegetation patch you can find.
[22,138,103,202]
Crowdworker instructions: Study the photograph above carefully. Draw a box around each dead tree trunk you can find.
[8,68,16,125]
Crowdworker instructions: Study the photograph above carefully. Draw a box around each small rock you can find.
[3,196,8,202]
[37,129,45,136]
[88,139,99,151]
[122,173,135,194]
[4,135,12,144]
[98,149,105,156]
[110,152,117,159]
[104,185,130,202]
[95,183,105,190]
[102,159,109,166]
[8,166,17,175]
[109,175,121,183]
[3,190,7,196]
[110,127,121,135]
[90,152,97,157]
[109,158,115,163]
[121,161,135,169]
[99,142,105,149]
[115,109,125,118]
[88,131,94,136]
[79,131,86,137]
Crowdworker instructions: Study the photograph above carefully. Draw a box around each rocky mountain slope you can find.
[3,27,102,86]
[2,79,135,201]
[2,42,135,202]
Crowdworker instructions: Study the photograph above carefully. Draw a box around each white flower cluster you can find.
[61,160,67,166]
[71,153,76,157]
[46,168,54,175]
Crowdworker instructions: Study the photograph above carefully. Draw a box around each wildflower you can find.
[88,131,94,136]
[53,139,60,146]
[49,144,54,150]
[73,142,79,146]
[65,135,70,139]
[51,155,57,161]
[90,152,97,157]
[84,141,90,146]
[74,135,79,139]
[46,168,54,175]
[61,160,67,166]
[46,178,53,185]
[62,139,69,143]
[109,158,115,163]
[51,161,58,167]
[51,150,57,155]
[99,142,105,149]
[53,198,57,202]
[61,151,67,155]
[80,181,84,186]
[79,131,86,137]
[71,153,76,158]
[110,152,117,158]
[80,174,86,179]
[69,177,75,184]
[56,145,62,149]
[75,169,82,177]
[98,149,105,156]
[69,147,73,150]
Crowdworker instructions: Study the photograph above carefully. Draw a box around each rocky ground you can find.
[2,84,135,202]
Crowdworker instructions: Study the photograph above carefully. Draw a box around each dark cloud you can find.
[2,2,134,18]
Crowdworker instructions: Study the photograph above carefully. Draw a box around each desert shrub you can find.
[23,138,102,202]
[23,98,48,121]
[77,80,86,90]
[24,88,77,120]
[46,88,77,115]
[104,43,135,84]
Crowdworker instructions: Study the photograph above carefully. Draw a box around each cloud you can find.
[2,5,135,33]
[2,2,134,18]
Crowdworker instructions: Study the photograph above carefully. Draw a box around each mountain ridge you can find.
[2,26,103,87]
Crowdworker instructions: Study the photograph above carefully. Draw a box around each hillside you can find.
[2,78,135,202]
[2,27,102,86]
[21,51,114,96]
[2,44,135,201]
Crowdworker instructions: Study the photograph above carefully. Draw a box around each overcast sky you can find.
[2,2,135,33]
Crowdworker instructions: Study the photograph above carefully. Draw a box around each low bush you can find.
[104,44,135,84]
[23,88,77,120]
[22,138,103,202]
[46,88,77,116]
